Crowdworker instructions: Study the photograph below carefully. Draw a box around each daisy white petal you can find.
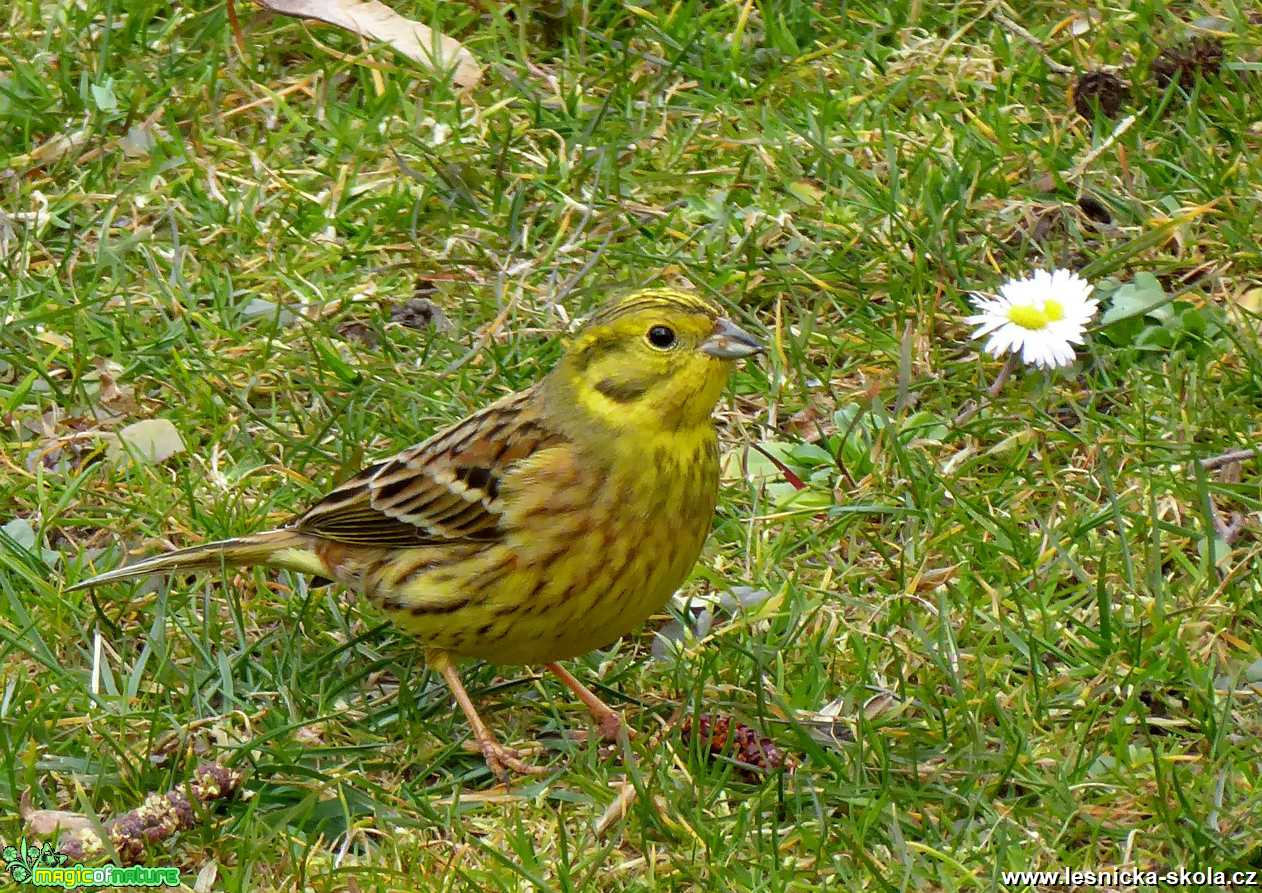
[965,268,1097,370]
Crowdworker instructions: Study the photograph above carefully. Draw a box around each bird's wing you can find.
[292,387,563,546]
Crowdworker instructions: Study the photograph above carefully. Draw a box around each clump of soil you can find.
[1077,194,1112,225]
[1152,36,1224,89]
[336,320,379,346]
[1073,70,1129,119]
[391,296,453,333]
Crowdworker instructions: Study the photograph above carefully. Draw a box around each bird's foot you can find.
[545,662,634,746]
[475,737,549,784]
[594,708,632,745]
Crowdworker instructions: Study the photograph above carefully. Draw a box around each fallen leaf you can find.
[193,862,220,893]
[24,809,94,837]
[783,401,836,442]
[593,780,639,838]
[862,690,905,720]
[1068,11,1097,35]
[797,696,853,750]
[720,441,809,487]
[27,130,90,165]
[651,606,713,663]
[258,0,481,88]
[651,587,778,663]
[1100,272,1172,325]
[0,518,61,566]
[2,517,37,552]
[90,78,119,113]
[87,358,140,416]
[336,320,379,345]
[0,212,13,260]
[1231,287,1262,315]
[108,419,186,465]
[719,586,775,612]
[121,123,158,158]
[785,179,824,206]
[910,564,959,593]
[293,725,324,746]
[240,297,299,328]
[36,330,71,350]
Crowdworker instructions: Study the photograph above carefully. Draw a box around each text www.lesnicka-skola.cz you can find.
[1000,867,1260,887]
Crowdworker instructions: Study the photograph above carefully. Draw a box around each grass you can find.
[2,0,1261,889]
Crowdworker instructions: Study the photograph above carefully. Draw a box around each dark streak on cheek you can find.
[594,376,654,403]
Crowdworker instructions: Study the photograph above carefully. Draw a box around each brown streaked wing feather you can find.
[291,387,564,546]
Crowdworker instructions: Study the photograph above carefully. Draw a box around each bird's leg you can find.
[428,650,547,783]
[546,662,629,744]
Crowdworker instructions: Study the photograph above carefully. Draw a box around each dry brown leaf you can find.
[593,780,639,837]
[24,809,94,837]
[783,400,836,443]
[88,358,141,417]
[193,862,220,893]
[20,797,94,837]
[258,0,481,88]
[26,130,90,166]
[1232,287,1262,316]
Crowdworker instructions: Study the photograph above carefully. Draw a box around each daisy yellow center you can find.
[1006,299,1064,330]
[1007,305,1050,330]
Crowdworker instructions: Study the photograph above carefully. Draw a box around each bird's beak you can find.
[700,317,764,359]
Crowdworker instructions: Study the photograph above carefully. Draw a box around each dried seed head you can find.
[681,713,798,779]
[1152,37,1224,89]
[1072,70,1129,119]
[57,763,245,865]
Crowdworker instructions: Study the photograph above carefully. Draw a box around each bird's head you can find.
[549,289,763,433]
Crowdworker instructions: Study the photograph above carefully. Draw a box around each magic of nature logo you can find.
[3,838,180,888]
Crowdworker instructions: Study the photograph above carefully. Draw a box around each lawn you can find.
[2,1,1261,890]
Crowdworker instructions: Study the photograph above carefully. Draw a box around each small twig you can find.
[954,354,1018,426]
[225,0,246,55]
[1198,448,1255,545]
[1205,490,1246,546]
[1068,113,1137,181]
[1199,446,1259,471]
[993,13,1074,75]
[222,75,318,119]
[1218,511,1246,546]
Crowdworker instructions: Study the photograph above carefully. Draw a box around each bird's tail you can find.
[68,529,323,591]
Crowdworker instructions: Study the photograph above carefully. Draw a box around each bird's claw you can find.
[596,711,632,745]
[479,739,548,784]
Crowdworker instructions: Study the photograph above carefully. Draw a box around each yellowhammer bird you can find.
[71,289,762,781]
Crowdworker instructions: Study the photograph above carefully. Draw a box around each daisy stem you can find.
[954,355,1018,427]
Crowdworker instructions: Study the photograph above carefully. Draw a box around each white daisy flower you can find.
[967,269,1098,369]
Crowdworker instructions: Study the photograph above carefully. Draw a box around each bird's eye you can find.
[646,325,676,349]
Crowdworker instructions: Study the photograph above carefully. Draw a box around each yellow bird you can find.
[71,289,763,780]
